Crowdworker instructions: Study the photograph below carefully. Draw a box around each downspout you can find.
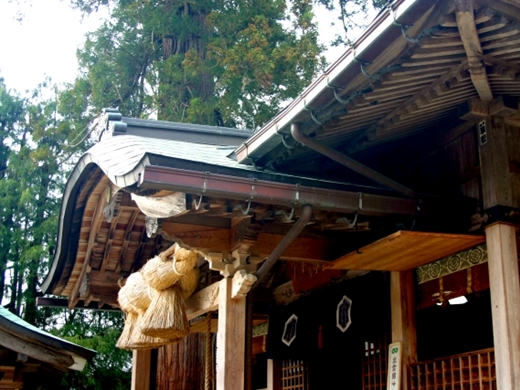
[245,204,313,390]
[290,123,416,199]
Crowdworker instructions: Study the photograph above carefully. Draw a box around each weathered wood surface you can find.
[391,271,417,390]
[185,282,219,321]
[479,116,515,209]
[486,222,520,390]
[162,221,340,261]
[68,182,108,308]
[131,349,151,390]
[327,231,485,271]
[0,328,74,368]
[455,0,493,101]
[216,277,245,390]
[156,334,206,390]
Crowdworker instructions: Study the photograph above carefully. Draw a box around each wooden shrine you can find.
[42,0,520,389]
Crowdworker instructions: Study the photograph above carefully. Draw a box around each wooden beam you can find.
[455,0,493,101]
[131,349,151,390]
[363,61,469,141]
[267,359,280,390]
[0,328,74,368]
[0,381,24,389]
[162,221,340,262]
[486,223,520,390]
[390,271,417,390]
[117,209,141,273]
[99,204,122,274]
[68,188,107,309]
[479,116,513,208]
[185,282,220,321]
[216,277,246,390]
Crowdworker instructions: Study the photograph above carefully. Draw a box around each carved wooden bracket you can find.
[204,249,263,277]
[231,269,257,300]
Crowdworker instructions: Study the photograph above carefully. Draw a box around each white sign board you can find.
[386,341,402,390]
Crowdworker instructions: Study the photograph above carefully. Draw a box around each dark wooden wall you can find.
[156,334,207,390]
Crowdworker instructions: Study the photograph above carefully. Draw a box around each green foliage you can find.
[48,311,131,390]
[0,78,131,388]
[67,0,328,128]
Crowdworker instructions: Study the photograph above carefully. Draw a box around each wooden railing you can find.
[408,348,496,390]
[362,334,390,390]
[280,359,309,390]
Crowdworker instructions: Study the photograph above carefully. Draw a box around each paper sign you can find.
[387,341,402,390]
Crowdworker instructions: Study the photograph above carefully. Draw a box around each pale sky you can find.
[0,0,106,93]
[0,1,372,95]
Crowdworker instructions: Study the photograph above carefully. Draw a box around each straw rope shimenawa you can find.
[120,271,152,312]
[142,243,199,290]
[116,243,201,349]
[139,284,190,339]
[117,285,177,350]
[178,267,200,300]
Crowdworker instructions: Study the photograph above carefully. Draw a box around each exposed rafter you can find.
[362,61,470,142]
[456,0,493,101]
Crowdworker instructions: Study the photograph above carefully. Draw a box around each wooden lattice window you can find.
[362,333,390,390]
[408,348,496,390]
[280,359,309,390]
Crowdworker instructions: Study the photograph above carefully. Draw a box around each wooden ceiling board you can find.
[327,230,486,271]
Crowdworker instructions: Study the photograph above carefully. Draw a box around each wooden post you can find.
[479,116,513,208]
[131,349,152,390]
[390,271,417,390]
[267,359,280,390]
[216,277,246,390]
[478,104,520,389]
[486,222,520,390]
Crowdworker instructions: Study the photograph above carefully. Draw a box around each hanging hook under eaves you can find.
[275,207,294,222]
[233,180,257,215]
[335,192,363,228]
[193,172,210,210]
[234,199,252,215]
[303,101,323,125]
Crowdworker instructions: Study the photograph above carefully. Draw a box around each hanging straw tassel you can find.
[120,272,153,312]
[178,267,200,300]
[139,284,190,339]
[142,244,200,290]
[141,255,183,290]
[117,311,174,350]
[116,311,138,350]
[170,245,199,275]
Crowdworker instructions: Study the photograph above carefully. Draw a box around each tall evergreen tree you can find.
[68,0,327,128]
[0,77,132,388]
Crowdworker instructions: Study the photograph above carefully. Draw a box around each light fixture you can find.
[448,296,468,305]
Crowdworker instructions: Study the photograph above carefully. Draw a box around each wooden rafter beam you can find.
[116,209,141,274]
[68,187,107,309]
[364,61,470,141]
[455,0,493,101]
[99,195,122,274]
[161,221,343,262]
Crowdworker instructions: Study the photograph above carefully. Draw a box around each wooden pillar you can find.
[486,223,520,390]
[390,271,417,390]
[216,277,246,390]
[131,349,152,390]
[478,104,520,389]
[267,359,280,390]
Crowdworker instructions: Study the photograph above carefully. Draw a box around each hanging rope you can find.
[205,313,212,390]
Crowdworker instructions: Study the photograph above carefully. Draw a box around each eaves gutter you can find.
[234,0,428,164]
[138,165,473,218]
